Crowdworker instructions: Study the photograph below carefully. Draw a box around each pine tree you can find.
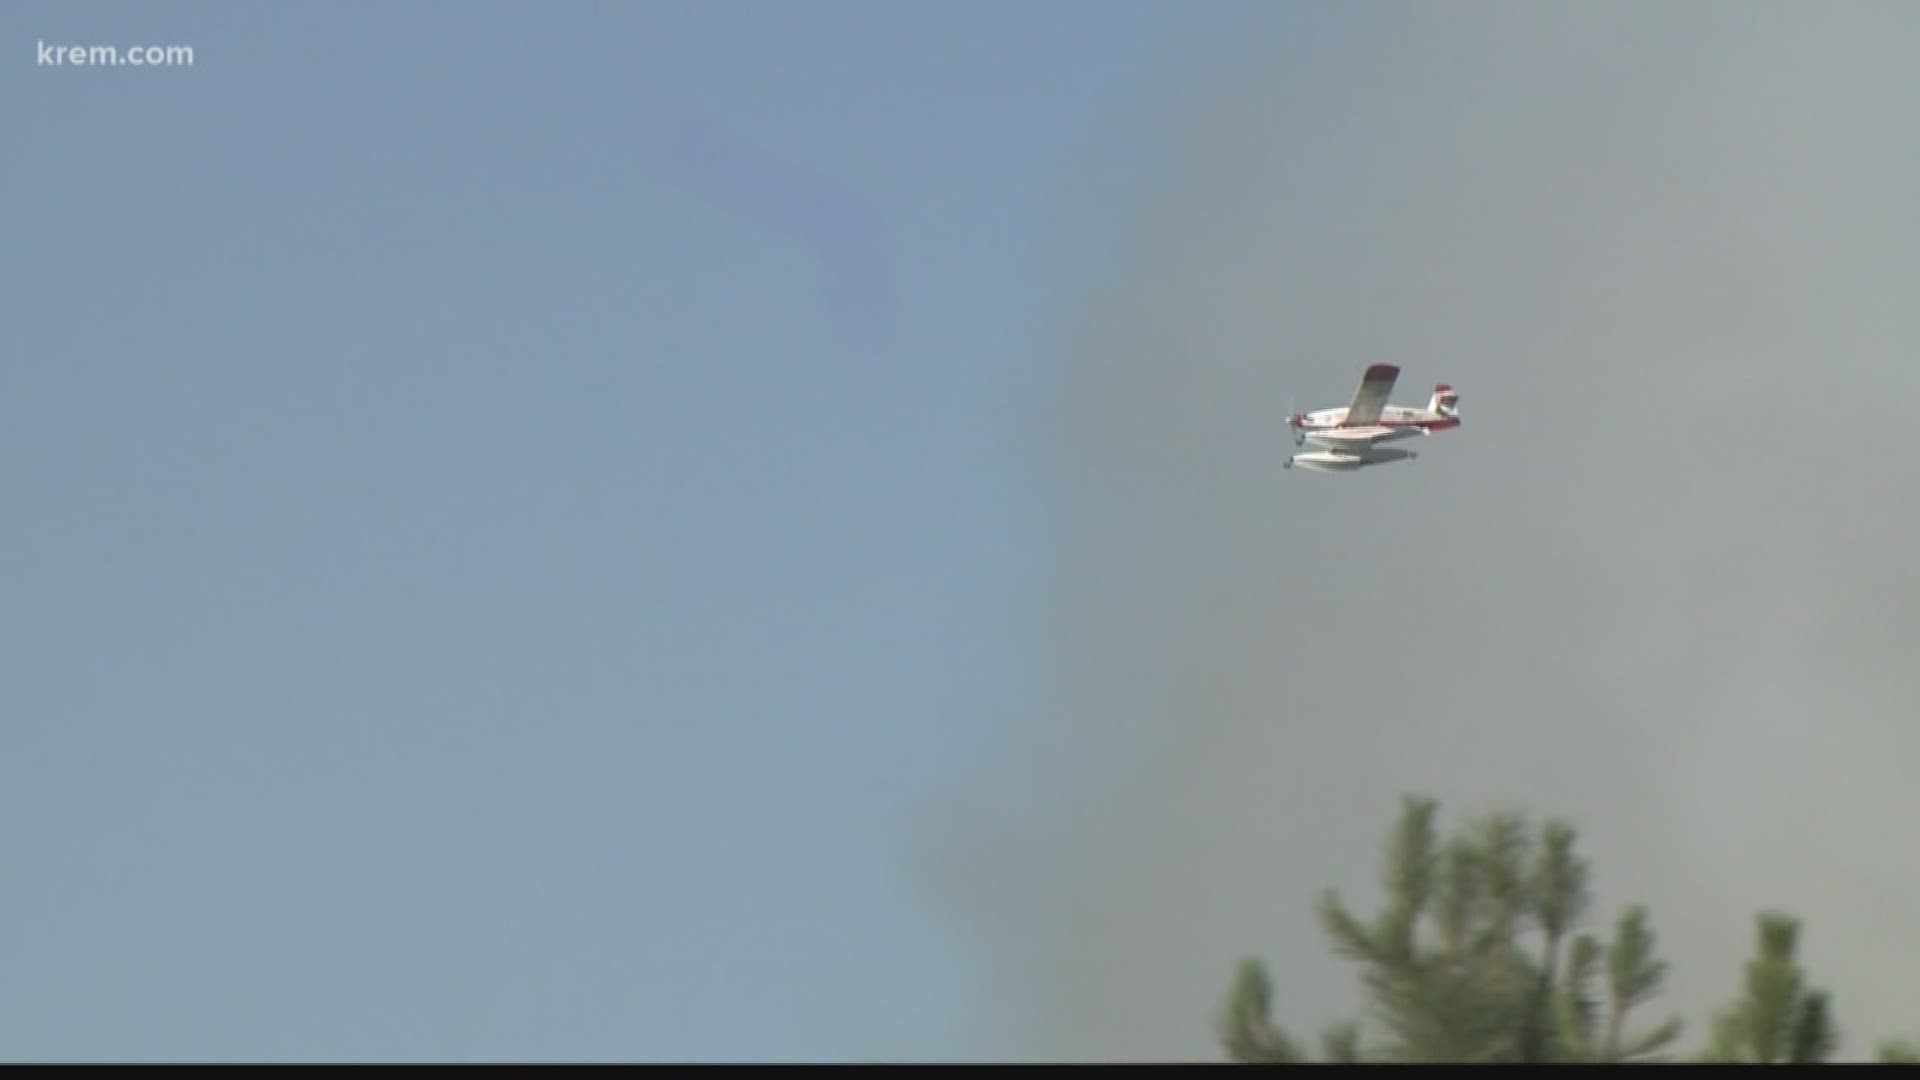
[1217,957,1307,1063]
[1876,1039,1920,1064]
[1220,795,1682,1062]
[1554,906,1686,1061]
[1212,795,1920,1064]
[1696,912,1838,1063]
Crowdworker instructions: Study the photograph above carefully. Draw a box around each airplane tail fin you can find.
[1427,383,1460,417]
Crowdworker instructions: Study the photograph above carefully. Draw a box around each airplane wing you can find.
[1343,363,1400,426]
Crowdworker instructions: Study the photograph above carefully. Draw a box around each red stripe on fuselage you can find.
[1302,417,1460,431]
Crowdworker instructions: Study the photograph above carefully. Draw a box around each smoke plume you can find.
[916,0,1920,1062]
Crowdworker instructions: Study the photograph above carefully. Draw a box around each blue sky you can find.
[3,0,1259,1061]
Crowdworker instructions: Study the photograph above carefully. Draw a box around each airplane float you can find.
[1284,363,1460,472]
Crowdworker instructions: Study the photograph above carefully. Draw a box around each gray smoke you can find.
[912,0,1920,1062]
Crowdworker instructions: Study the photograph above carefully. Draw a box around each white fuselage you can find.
[1295,404,1453,445]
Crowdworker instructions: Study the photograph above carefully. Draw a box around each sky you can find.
[7,0,1920,1065]
[2,0,1245,1061]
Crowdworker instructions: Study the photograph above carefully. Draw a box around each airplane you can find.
[1283,363,1460,472]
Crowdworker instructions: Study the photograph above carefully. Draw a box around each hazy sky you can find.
[3,0,1241,1061]
[8,0,1920,1064]
[916,0,1920,1063]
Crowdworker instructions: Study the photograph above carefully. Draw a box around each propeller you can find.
[1286,395,1305,446]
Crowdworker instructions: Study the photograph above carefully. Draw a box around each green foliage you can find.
[1218,957,1306,1063]
[1318,1021,1363,1063]
[1215,796,1916,1063]
[1218,956,1369,1063]
[1696,913,1838,1063]
[1558,905,1685,1062]
[1876,1039,1920,1064]
[1220,796,1684,1063]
